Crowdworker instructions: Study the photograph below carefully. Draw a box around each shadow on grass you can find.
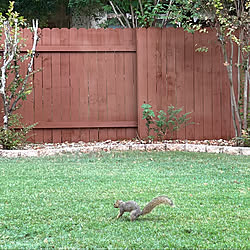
[111,214,171,222]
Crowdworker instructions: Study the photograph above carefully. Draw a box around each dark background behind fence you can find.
[1,28,234,143]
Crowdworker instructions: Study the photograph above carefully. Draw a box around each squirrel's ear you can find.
[114,200,121,208]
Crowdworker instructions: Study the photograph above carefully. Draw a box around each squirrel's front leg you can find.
[117,209,124,219]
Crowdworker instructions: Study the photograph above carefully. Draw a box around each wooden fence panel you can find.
[0,27,235,143]
[137,28,234,140]
[34,28,137,142]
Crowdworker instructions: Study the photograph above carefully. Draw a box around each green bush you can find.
[0,114,36,150]
[234,129,250,147]
[142,104,193,140]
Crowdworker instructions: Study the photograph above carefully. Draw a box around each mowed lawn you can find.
[0,151,249,249]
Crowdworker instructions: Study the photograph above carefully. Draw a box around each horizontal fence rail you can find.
[0,28,234,143]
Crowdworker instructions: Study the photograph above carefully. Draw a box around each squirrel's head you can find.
[114,200,122,208]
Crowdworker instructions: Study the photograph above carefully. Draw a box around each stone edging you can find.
[0,143,249,158]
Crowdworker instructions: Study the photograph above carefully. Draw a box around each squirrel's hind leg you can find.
[130,210,140,221]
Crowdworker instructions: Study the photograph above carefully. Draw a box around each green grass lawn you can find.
[0,151,249,249]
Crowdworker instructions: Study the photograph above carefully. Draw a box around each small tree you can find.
[203,1,248,141]
[0,1,39,149]
[164,0,249,142]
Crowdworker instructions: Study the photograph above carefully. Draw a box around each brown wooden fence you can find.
[1,28,234,143]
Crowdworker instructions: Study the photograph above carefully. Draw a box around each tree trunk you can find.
[219,35,242,137]
[243,57,249,130]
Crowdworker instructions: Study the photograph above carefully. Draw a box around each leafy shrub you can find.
[0,114,36,150]
[141,104,193,141]
[234,129,250,147]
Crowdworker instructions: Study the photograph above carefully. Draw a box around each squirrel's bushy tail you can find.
[142,195,174,216]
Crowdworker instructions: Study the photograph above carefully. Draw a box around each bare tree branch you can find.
[130,1,136,28]
[115,3,131,28]
[138,0,144,17]
[0,19,18,129]
[243,56,249,130]
[109,1,126,28]
[10,19,39,114]
[162,0,173,27]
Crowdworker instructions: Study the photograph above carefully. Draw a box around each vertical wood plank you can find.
[78,29,90,142]
[106,51,117,141]
[105,29,117,140]
[22,29,34,125]
[19,29,35,142]
[155,29,163,111]
[203,31,213,139]
[88,29,99,140]
[80,129,90,142]
[212,39,222,139]
[184,31,195,140]
[147,28,158,139]
[166,28,177,139]
[136,28,148,139]
[70,28,81,142]
[194,32,204,139]
[221,39,233,139]
[115,51,126,139]
[34,32,44,143]
[160,29,167,110]
[88,50,99,141]
[97,52,108,141]
[89,129,99,142]
[221,55,231,139]
[51,28,62,143]
[147,28,158,110]
[175,29,185,139]
[42,28,53,142]
[60,28,71,142]
[125,52,137,139]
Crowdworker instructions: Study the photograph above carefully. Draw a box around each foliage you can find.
[68,0,205,28]
[0,0,67,27]
[0,151,248,248]
[141,103,155,138]
[141,104,192,140]
[0,114,36,149]
[0,1,39,149]
[234,129,250,147]
[69,0,104,16]
[136,1,165,28]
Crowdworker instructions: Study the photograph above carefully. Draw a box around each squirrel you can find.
[114,195,174,221]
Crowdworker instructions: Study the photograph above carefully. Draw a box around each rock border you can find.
[0,143,249,158]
